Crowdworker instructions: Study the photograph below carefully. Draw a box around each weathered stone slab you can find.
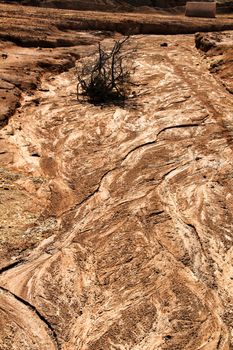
[185,1,216,17]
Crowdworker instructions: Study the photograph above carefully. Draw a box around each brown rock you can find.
[0,4,233,350]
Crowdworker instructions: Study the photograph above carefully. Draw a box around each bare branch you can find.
[76,36,132,105]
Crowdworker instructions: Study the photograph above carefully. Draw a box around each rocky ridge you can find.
[0,0,186,12]
[0,0,233,13]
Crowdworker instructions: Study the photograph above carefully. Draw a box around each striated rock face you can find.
[0,4,233,350]
[195,31,233,93]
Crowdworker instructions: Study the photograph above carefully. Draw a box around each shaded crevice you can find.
[148,210,164,217]
[225,85,233,95]
[56,18,233,36]
[37,57,76,73]
[0,100,21,129]
[157,123,199,138]
[0,259,24,275]
[0,33,66,49]
[185,223,216,287]
[216,333,223,349]
[120,140,157,163]
[0,286,60,350]
[161,164,181,180]
[186,223,218,288]
[186,223,206,257]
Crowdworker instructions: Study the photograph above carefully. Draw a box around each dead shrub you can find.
[77,36,133,105]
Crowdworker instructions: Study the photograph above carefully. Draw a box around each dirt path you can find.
[1,34,233,349]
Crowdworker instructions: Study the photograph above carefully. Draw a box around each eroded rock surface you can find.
[0,4,233,350]
[195,31,233,94]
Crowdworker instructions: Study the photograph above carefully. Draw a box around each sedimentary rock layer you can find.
[1,0,232,12]
[0,4,233,350]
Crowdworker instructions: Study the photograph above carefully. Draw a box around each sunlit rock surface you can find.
[0,0,232,12]
[0,3,233,350]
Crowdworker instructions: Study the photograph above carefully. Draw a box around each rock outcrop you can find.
[0,3,233,350]
[195,32,233,94]
[0,0,187,11]
[1,0,232,12]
